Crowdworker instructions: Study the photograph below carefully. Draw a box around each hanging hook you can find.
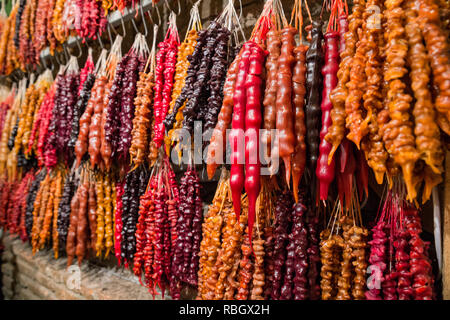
[118,13,127,37]
[97,31,105,50]
[50,57,55,72]
[111,13,127,38]
[164,0,173,12]
[63,44,70,64]
[107,23,115,47]
[41,56,48,70]
[130,16,140,34]
[54,50,61,66]
[171,0,181,15]
[75,38,83,58]
[140,1,149,36]
[155,3,162,26]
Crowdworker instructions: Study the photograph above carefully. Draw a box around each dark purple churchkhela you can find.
[57,72,80,156]
[203,27,231,133]
[14,0,27,49]
[7,118,18,150]
[117,53,140,160]
[171,167,202,285]
[270,190,293,300]
[306,203,321,300]
[305,20,324,174]
[163,28,208,131]
[25,168,46,238]
[105,55,130,157]
[121,165,148,264]
[57,172,78,250]
[291,201,309,300]
[68,73,96,149]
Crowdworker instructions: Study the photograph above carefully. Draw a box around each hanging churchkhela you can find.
[0,0,446,301]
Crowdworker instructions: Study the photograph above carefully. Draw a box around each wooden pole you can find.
[443,150,450,299]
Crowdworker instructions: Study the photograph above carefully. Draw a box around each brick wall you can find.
[0,235,173,300]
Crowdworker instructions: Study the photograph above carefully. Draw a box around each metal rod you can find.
[2,0,169,82]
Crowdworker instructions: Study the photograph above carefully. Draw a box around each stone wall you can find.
[1,235,168,300]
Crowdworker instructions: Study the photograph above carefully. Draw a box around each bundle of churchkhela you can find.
[0,0,447,301]
[0,0,135,75]
[326,0,448,203]
[366,181,434,300]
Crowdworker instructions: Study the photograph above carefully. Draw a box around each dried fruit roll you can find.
[68,73,96,150]
[197,176,228,299]
[76,180,89,265]
[306,206,321,300]
[75,77,103,167]
[95,173,105,256]
[335,216,353,300]
[363,0,388,184]
[305,20,324,176]
[88,180,97,253]
[133,183,153,281]
[56,172,76,250]
[291,45,308,203]
[276,26,297,185]
[349,225,368,299]
[167,30,199,137]
[244,42,266,249]
[404,207,434,300]
[319,229,339,300]
[365,221,387,300]
[291,201,310,300]
[405,0,443,201]
[88,76,108,168]
[230,42,252,219]
[114,180,125,265]
[104,173,114,257]
[66,185,80,267]
[271,191,293,300]
[345,0,371,149]
[38,170,58,249]
[394,228,413,299]
[417,0,450,124]
[250,235,265,300]
[203,28,232,132]
[214,196,248,299]
[235,228,254,300]
[383,0,419,200]
[262,29,281,170]
[100,81,113,170]
[31,173,50,254]
[224,197,249,300]
[317,31,339,201]
[130,72,154,168]
[325,14,350,160]
[25,169,46,239]
[207,52,241,179]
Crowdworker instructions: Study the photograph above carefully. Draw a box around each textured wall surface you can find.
[1,235,170,300]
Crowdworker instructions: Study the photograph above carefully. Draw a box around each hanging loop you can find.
[155,3,162,26]
[107,23,115,47]
[75,38,83,58]
[97,31,105,50]
[130,16,140,34]
[140,1,149,36]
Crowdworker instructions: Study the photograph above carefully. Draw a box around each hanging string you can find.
[250,0,274,44]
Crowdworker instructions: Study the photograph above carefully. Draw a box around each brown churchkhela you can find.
[382,0,419,201]
[276,26,297,185]
[291,44,308,202]
[262,29,281,174]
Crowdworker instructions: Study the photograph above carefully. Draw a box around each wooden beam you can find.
[443,150,450,299]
